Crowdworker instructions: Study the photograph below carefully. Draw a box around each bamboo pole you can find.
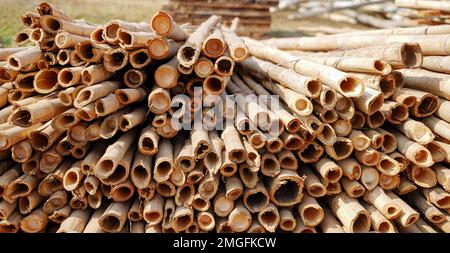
[327,193,371,233]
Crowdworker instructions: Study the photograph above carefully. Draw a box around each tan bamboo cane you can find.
[380,101,409,125]
[92,93,124,119]
[434,217,450,233]
[341,177,366,198]
[11,140,32,163]
[391,130,434,167]
[29,122,64,152]
[361,202,396,233]
[21,152,40,176]
[69,184,88,209]
[224,176,243,201]
[38,160,71,197]
[399,69,450,100]
[103,48,128,72]
[326,180,342,195]
[129,49,151,69]
[247,217,266,233]
[0,210,22,233]
[414,218,439,233]
[364,186,401,220]
[395,177,418,195]
[334,158,361,182]
[152,138,173,183]
[19,207,48,233]
[101,146,134,186]
[296,193,324,226]
[122,69,146,88]
[214,53,235,77]
[138,126,159,156]
[260,151,280,177]
[215,217,233,233]
[137,181,155,201]
[395,0,450,12]
[299,167,327,197]
[80,143,106,175]
[355,147,380,166]
[276,149,298,171]
[238,162,259,188]
[192,193,210,212]
[320,207,345,233]
[197,209,215,232]
[408,191,446,224]
[177,15,220,68]
[202,28,226,59]
[264,34,450,56]
[202,131,223,174]
[54,32,89,49]
[83,175,100,196]
[228,200,252,232]
[379,173,400,191]
[69,50,84,67]
[147,37,182,60]
[80,64,114,86]
[384,191,417,227]
[117,29,155,50]
[3,173,39,202]
[7,47,41,71]
[276,207,296,231]
[404,165,435,190]
[40,144,65,173]
[314,158,343,183]
[304,55,392,75]
[99,201,131,233]
[326,193,371,233]
[118,108,146,132]
[395,118,434,145]
[422,187,450,209]
[114,88,146,106]
[63,161,84,192]
[257,203,280,232]
[296,141,324,164]
[37,2,72,21]
[95,130,136,179]
[56,209,92,233]
[422,116,450,143]
[267,169,304,207]
[150,11,189,41]
[360,165,380,191]
[324,137,354,161]
[58,85,85,106]
[110,178,135,202]
[349,130,371,151]
[433,164,450,192]
[153,57,179,89]
[129,151,152,190]
[87,188,102,209]
[18,189,43,215]
[104,20,151,45]
[75,40,111,63]
[172,205,194,232]
[0,199,17,220]
[90,27,105,44]
[243,38,364,97]
[148,86,171,114]
[0,65,20,84]
[333,93,355,120]
[422,56,450,74]
[0,47,30,61]
[399,88,439,118]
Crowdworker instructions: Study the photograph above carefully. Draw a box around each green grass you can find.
[0,0,164,46]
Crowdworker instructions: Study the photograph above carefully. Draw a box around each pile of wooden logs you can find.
[0,1,450,233]
[162,0,278,38]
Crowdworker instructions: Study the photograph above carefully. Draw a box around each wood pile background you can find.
[162,0,278,38]
[277,0,450,34]
[0,1,449,233]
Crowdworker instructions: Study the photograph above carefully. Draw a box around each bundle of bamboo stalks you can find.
[0,2,450,233]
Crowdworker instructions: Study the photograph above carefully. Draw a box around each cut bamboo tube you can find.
[177,15,220,68]
[138,126,159,155]
[314,158,343,183]
[364,186,401,220]
[324,137,354,161]
[129,49,151,69]
[385,191,419,227]
[360,166,380,191]
[153,138,173,183]
[400,68,450,100]
[150,11,189,41]
[422,187,450,209]
[48,205,71,224]
[0,211,22,233]
[277,149,298,171]
[297,141,324,164]
[54,32,88,49]
[349,130,371,151]
[193,193,210,212]
[130,151,153,190]
[408,191,446,224]
[172,205,194,232]
[90,27,105,44]
[57,209,91,233]
[214,54,235,77]
[202,29,226,58]
[395,177,417,195]
[101,146,134,186]
[215,217,233,233]
[81,143,106,175]
[103,48,128,72]
[148,86,171,114]
[391,130,434,167]
[11,140,33,163]
[123,69,147,88]
[335,93,356,120]
[376,128,398,154]
[20,207,48,233]
[63,161,84,192]
[7,47,41,71]
[38,160,71,197]
[395,118,434,145]
[278,207,296,231]
[296,193,324,226]
[239,163,259,189]
[434,164,450,192]
[118,108,146,132]
[18,189,43,215]
[99,201,130,233]
[376,152,402,176]
[75,41,111,63]
[361,202,396,233]
[137,181,155,201]
[3,174,39,201]
[74,80,120,109]
[104,20,151,44]
[422,116,450,143]
[156,180,176,198]
[194,57,214,78]
[81,64,114,86]
[342,178,366,198]
[354,87,384,115]
[301,167,327,198]
[350,73,396,98]
[365,110,386,129]
[336,158,362,181]
[84,175,100,196]
[320,207,345,233]
[95,130,135,179]
[327,193,371,233]
[268,169,304,206]
[257,203,280,233]
[225,176,243,201]
[117,29,155,50]
[379,172,400,191]
[147,37,182,60]
[228,200,252,232]
[111,178,135,202]
[197,209,215,232]
[313,103,338,124]
[326,181,342,195]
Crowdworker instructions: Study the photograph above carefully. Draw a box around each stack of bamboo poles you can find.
[0,2,450,233]
[162,0,278,38]
[395,0,450,25]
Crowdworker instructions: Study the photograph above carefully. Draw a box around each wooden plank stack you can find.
[162,0,278,38]
[0,1,450,233]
